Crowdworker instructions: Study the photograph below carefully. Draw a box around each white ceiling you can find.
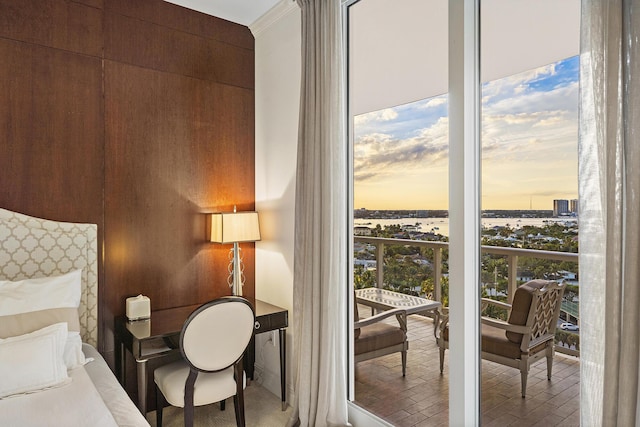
[163,0,282,26]
[350,0,581,115]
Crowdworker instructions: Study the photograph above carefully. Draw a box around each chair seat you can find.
[442,322,552,360]
[154,360,246,408]
[355,322,406,355]
[480,324,523,359]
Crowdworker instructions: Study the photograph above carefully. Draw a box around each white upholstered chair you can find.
[154,297,255,427]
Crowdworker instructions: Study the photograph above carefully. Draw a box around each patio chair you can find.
[354,295,409,376]
[434,280,565,397]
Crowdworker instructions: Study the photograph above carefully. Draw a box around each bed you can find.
[0,208,149,427]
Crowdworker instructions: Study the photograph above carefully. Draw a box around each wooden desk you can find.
[114,299,288,414]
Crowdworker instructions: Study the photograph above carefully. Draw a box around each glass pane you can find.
[480,1,580,424]
[348,0,450,424]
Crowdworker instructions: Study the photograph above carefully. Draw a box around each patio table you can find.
[355,287,441,332]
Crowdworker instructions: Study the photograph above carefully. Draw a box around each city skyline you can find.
[354,56,579,210]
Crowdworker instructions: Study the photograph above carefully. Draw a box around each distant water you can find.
[354,217,578,238]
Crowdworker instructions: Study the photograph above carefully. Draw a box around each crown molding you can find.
[250,0,298,37]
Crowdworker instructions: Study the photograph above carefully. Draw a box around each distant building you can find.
[354,259,377,269]
[354,226,372,236]
[553,199,569,217]
[517,270,535,282]
[570,199,579,214]
[558,270,578,280]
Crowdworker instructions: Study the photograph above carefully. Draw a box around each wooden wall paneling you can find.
[0,39,104,226]
[0,0,256,358]
[104,11,254,89]
[0,37,105,349]
[191,80,256,301]
[72,0,104,9]
[202,84,256,206]
[0,0,103,57]
[105,0,254,50]
[103,61,255,352]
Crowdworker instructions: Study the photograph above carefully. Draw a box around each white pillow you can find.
[0,270,86,369]
[0,323,71,399]
[64,332,89,369]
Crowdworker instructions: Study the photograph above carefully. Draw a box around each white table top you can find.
[355,287,441,315]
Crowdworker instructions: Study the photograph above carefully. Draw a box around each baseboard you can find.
[348,402,393,427]
[253,362,294,407]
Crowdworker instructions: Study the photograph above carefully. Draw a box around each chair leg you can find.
[220,399,226,411]
[233,390,246,427]
[401,349,407,377]
[155,384,165,427]
[439,347,445,374]
[232,359,246,427]
[546,344,554,380]
[184,405,194,427]
[184,370,197,427]
[520,368,528,398]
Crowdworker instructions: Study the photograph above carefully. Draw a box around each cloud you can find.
[354,108,399,126]
[484,81,578,116]
[353,56,579,207]
[421,96,448,109]
[354,171,379,181]
[481,109,576,163]
[355,117,449,180]
[482,62,558,104]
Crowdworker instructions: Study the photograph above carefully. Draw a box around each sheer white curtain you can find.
[287,0,350,426]
[580,0,640,424]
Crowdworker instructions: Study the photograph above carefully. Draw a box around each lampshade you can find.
[209,211,261,243]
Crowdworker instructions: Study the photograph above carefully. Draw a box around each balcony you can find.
[354,310,580,426]
[354,236,580,354]
[353,236,580,425]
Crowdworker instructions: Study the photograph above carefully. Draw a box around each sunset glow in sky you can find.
[353,56,579,211]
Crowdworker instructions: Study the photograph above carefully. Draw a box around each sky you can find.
[353,55,579,211]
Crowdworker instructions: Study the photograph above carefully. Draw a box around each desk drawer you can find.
[255,311,288,334]
[135,335,179,359]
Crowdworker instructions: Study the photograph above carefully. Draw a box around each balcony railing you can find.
[354,235,580,356]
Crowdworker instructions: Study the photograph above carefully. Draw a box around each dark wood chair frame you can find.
[155,297,254,427]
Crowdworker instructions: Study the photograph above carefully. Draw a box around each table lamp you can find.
[208,207,261,296]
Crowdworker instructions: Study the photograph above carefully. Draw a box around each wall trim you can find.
[250,0,298,37]
[347,402,393,427]
[254,362,294,407]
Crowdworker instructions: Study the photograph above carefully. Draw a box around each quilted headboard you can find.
[0,208,98,347]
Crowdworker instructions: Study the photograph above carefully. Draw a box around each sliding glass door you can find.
[346,0,456,423]
[346,1,580,425]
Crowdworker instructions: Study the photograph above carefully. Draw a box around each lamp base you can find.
[227,243,245,296]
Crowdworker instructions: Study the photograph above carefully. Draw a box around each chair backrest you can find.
[506,280,565,345]
[180,297,255,373]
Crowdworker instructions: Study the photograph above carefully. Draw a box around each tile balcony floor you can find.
[354,308,580,427]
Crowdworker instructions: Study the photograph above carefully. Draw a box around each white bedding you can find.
[0,210,148,426]
[0,344,149,427]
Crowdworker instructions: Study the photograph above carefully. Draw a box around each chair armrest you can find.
[481,298,512,311]
[434,307,449,339]
[355,308,407,331]
[481,316,530,334]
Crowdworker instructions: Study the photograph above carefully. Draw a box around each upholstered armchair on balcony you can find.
[354,297,409,376]
[434,280,565,397]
